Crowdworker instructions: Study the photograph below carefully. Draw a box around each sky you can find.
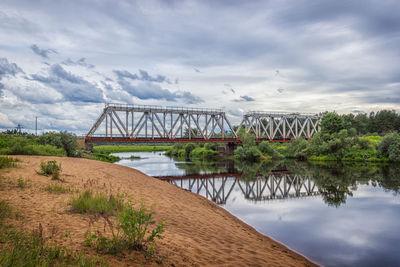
[0,0,399,134]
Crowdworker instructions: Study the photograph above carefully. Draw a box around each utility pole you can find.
[35,116,38,136]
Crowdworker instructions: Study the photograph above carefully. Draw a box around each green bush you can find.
[258,141,284,159]
[285,138,310,160]
[378,132,400,158]
[39,161,62,180]
[85,201,166,256]
[0,156,17,169]
[184,143,196,156]
[190,147,218,160]
[36,131,79,157]
[70,190,123,216]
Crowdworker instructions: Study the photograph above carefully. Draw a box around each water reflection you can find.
[155,172,319,204]
[114,152,400,267]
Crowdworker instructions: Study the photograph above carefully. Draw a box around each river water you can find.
[113,151,400,267]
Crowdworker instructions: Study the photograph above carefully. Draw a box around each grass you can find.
[17,178,29,189]
[43,184,73,194]
[0,201,107,266]
[0,200,12,222]
[90,153,120,163]
[84,201,166,257]
[0,156,17,169]
[93,145,171,154]
[39,160,62,180]
[69,190,124,216]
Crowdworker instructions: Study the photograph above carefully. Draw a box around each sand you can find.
[0,156,317,266]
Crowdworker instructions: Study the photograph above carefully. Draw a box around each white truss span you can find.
[237,111,321,139]
[87,103,237,140]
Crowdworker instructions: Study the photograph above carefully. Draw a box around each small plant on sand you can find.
[39,160,62,180]
[84,201,166,257]
[0,200,12,222]
[17,177,29,189]
[0,156,17,169]
[0,224,107,266]
[70,190,124,216]
[43,184,73,194]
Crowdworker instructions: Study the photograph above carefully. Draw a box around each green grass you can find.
[0,156,17,169]
[17,178,29,189]
[0,201,107,267]
[84,201,166,257]
[39,160,62,180]
[93,145,171,154]
[69,190,123,216]
[0,200,12,221]
[43,184,73,194]
[90,153,120,163]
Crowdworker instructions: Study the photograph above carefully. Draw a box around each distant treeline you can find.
[338,110,400,135]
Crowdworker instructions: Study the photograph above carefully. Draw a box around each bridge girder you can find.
[86,103,237,142]
[237,111,321,140]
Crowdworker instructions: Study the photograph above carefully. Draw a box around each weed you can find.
[39,160,62,180]
[17,177,29,189]
[84,201,166,257]
[0,200,12,222]
[70,190,123,216]
[0,156,17,169]
[43,184,73,194]
[0,227,108,266]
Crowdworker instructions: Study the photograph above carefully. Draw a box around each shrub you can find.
[286,138,309,160]
[70,190,123,216]
[39,161,62,180]
[0,156,17,169]
[258,141,284,159]
[84,201,166,256]
[36,131,79,157]
[184,143,196,156]
[378,132,400,158]
[204,143,217,151]
[190,147,218,160]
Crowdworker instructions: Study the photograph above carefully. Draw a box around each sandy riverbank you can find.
[1,156,317,266]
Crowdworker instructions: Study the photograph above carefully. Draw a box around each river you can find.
[113,151,400,267]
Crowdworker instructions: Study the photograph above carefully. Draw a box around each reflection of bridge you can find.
[85,104,321,143]
[154,172,320,204]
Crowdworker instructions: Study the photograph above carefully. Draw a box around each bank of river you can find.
[113,151,400,267]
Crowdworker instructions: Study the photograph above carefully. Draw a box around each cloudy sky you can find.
[0,0,399,134]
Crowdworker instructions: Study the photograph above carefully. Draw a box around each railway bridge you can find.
[85,103,321,144]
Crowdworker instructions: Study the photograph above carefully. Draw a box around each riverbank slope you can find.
[1,156,316,266]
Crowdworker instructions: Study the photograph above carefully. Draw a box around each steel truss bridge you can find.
[86,103,321,143]
[155,171,319,204]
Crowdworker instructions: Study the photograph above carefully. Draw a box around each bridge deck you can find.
[85,136,292,143]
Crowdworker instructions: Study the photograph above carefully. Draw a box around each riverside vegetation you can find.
[234,110,400,163]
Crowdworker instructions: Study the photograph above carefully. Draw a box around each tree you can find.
[320,112,345,135]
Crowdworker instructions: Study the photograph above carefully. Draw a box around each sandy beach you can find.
[1,156,317,266]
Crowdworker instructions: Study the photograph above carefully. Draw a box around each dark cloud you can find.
[0,58,24,80]
[277,88,284,93]
[61,58,95,69]
[113,70,139,80]
[30,44,57,58]
[114,69,171,83]
[118,79,202,104]
[139,69,170,83]
[194,68,201,73]
[29,64,104,103]
[233,95,255,102]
